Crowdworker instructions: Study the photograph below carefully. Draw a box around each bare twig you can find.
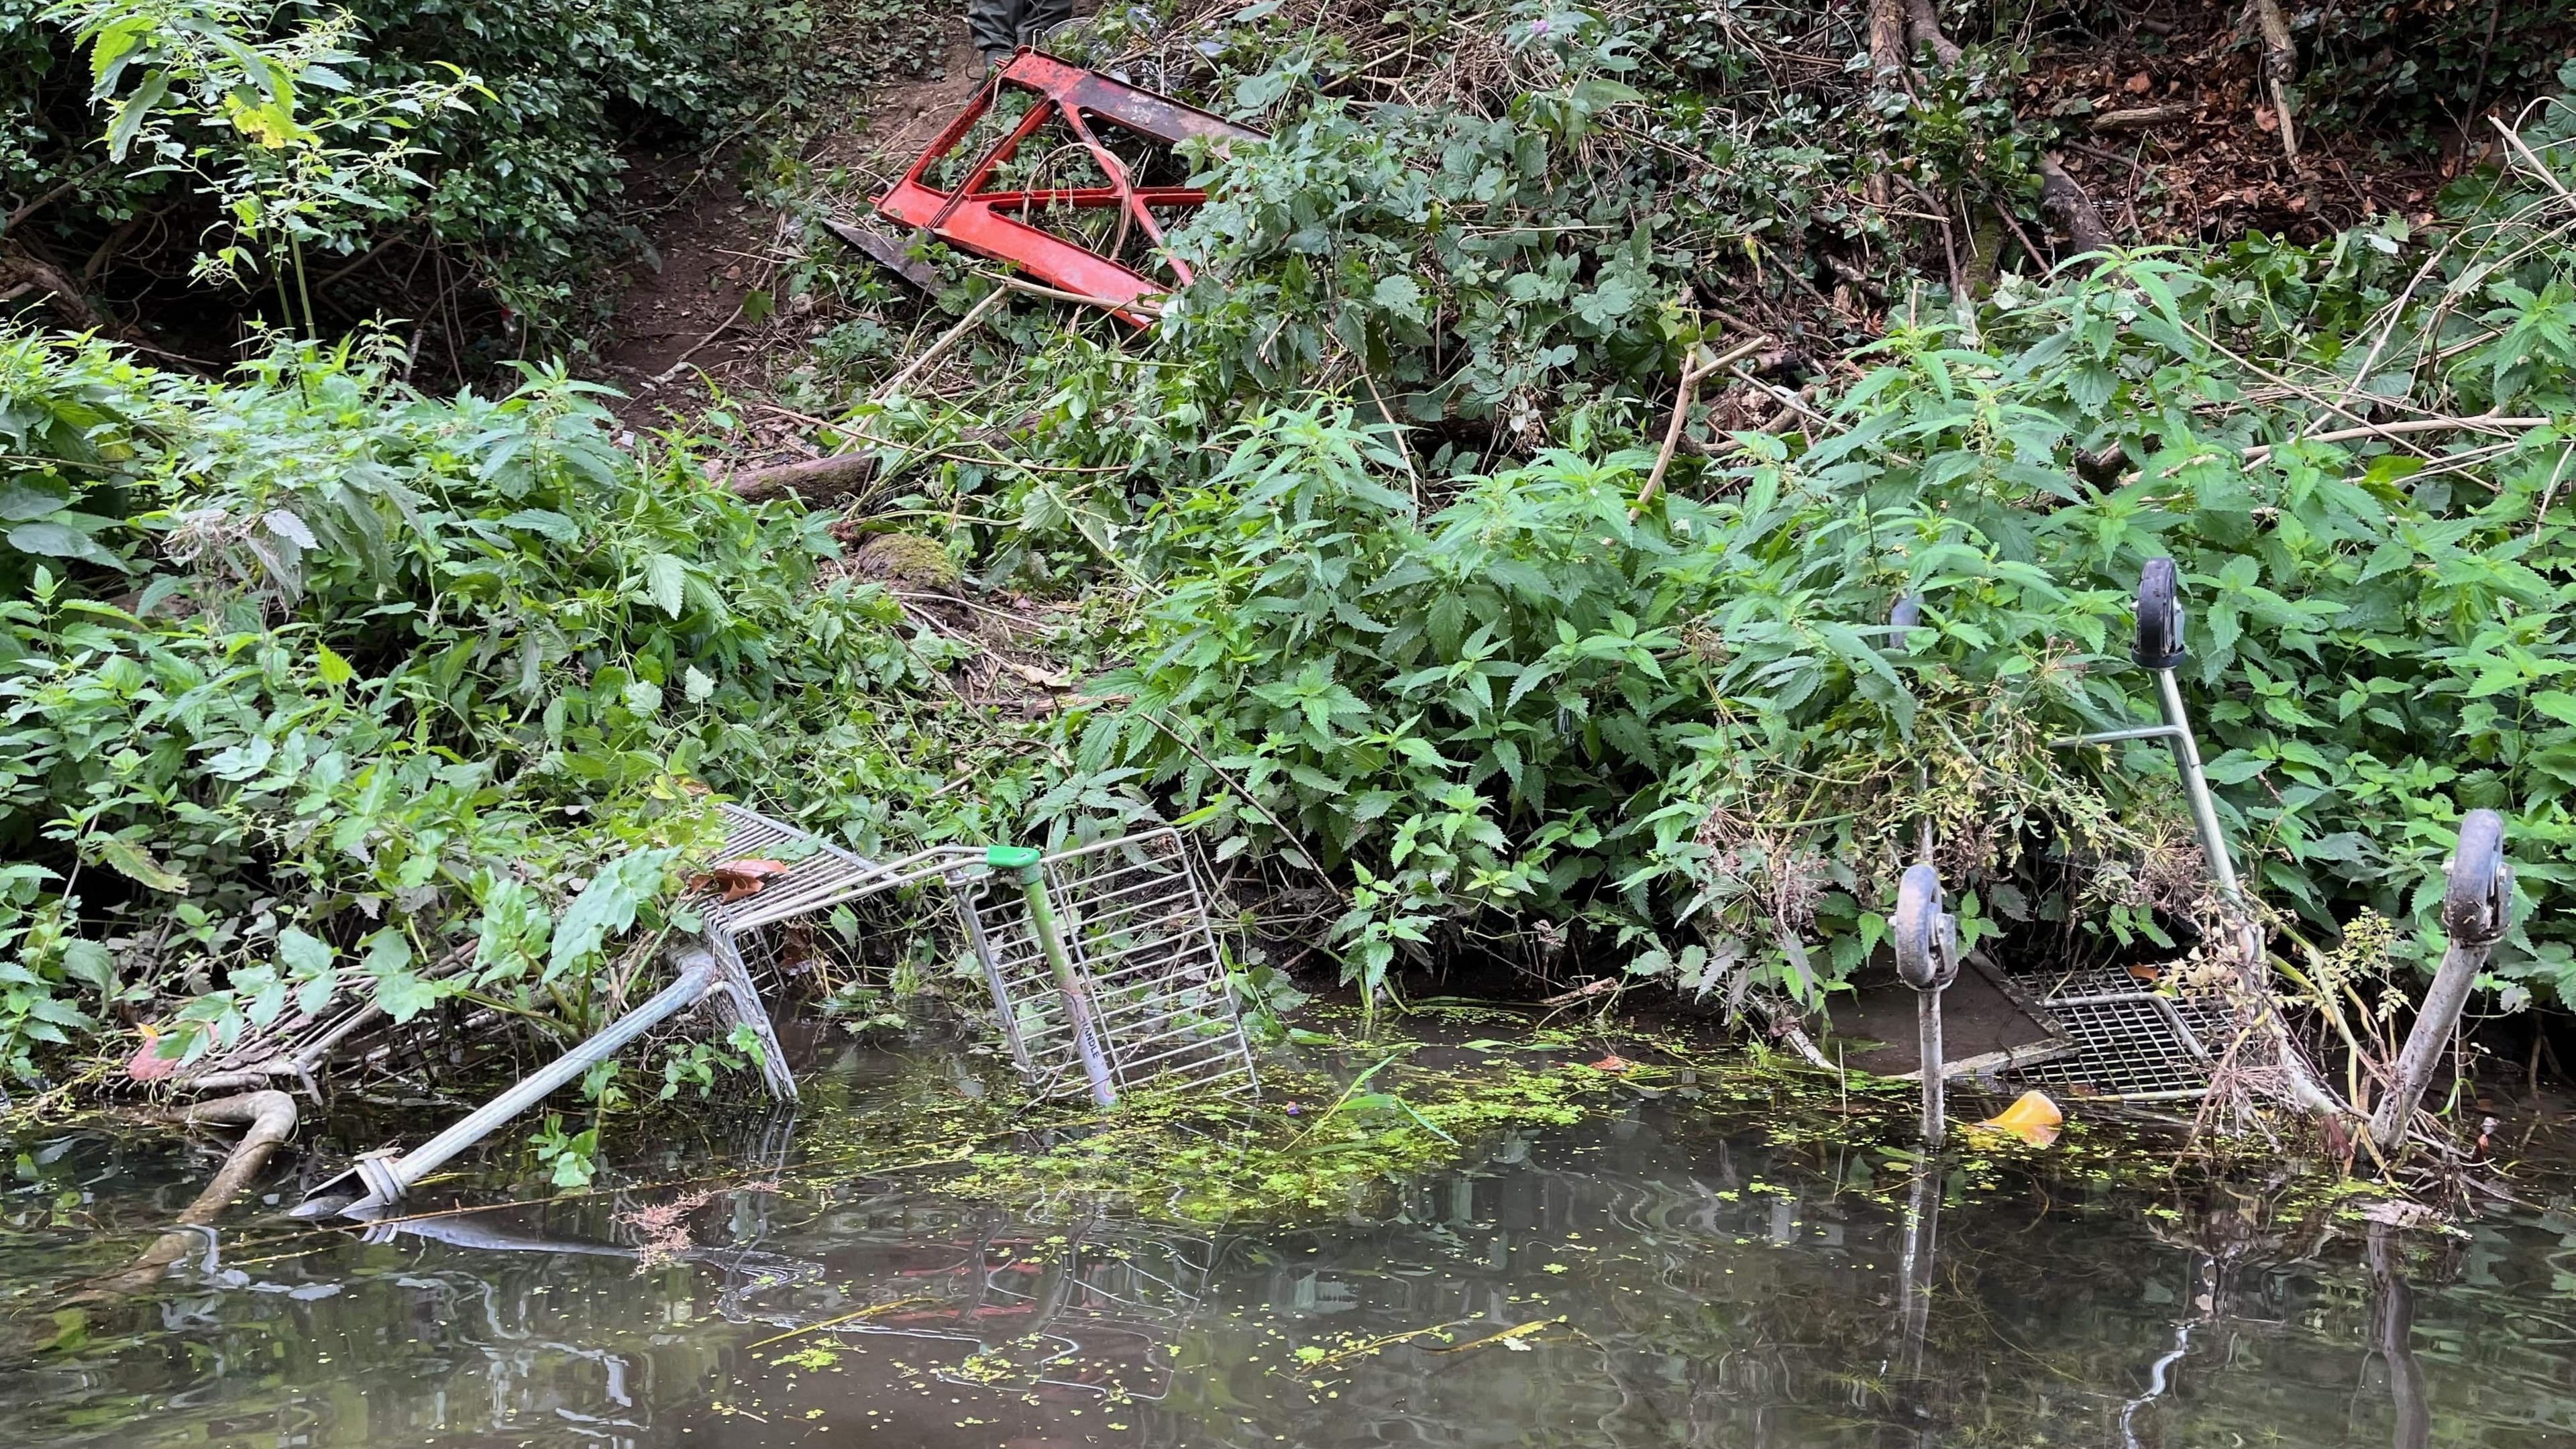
[2240,411,2551,464]
[2249,0,2304,173]
[2491,116,2574,201]
[1633,336,1766,519]
[1136,708,1332,879]
[872,286,1011,401]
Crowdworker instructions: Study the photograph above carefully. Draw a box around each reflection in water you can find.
[7,1055,2576,1449]
[2369,1226,2431,1449]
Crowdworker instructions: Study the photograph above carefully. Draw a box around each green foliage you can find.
[0,326,1041,1083]
[1031,89,2576,1015]
[4,0,947,347]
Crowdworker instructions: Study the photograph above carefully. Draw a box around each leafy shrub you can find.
[1038,90,2576,1017]
[3,0,947,354]
[0,327,1026,1083]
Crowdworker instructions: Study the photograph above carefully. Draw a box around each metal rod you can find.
[955,885,1034,1075]
[2051,722,2187,748]
[1018,861,1118,1108]
[319,949,721,1217]
[2369,808,2511,1156]
[2151,667,2244,904]
[1917,989,1947,1148]
[2367,936,2493,1152]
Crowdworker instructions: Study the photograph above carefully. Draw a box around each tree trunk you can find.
[2249,0,2302,172]
[1866,0,1911,206]
[1904,0,1962,65]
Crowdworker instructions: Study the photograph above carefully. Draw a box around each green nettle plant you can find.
[46,0,480,330]
[1026,74,2576,1019]
[0,328,1049,1086]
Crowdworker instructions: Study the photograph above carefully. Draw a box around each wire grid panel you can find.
[701,804,900,936]
[2000,994,2213,1102]
[2027,963,2243,1051]
[959,829,1258,1103]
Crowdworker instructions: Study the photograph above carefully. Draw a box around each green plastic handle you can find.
[984,845,1042,870]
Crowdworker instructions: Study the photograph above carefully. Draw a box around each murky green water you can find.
[8,1036,2576,1449]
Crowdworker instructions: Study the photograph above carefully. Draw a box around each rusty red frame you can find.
[874,50,1265,326]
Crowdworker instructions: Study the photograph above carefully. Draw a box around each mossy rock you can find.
[849,531,960,590]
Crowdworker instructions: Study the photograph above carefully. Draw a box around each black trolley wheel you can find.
[2132,557,2184,669]
[1893,863,1951,992]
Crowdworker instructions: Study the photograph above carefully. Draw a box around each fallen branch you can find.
[1632,335,1768,519]
[1539,977,1619,1008]
[72,1090,299,1300]
[729,290,1015,502]
[2037,154,2116,260]
[2240,412,2551,464]
[2092,104,2194,132]
[729,449,880,504]
[3,243,127,338]
[2248,0,2303,172]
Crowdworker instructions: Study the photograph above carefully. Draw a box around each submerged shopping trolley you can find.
[296,808,1258,1220]
[708,809,1260,1108]
[1882,560,2349,1134]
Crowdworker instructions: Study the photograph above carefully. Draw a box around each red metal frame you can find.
[875,51,1265,326]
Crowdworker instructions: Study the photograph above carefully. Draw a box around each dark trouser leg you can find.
[1018,0,1071,46]
[967,0,1022,60]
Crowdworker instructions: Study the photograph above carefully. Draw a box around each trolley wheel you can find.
[1893,863,1955,992]
[2443,808,2512,947]
[2132,557,2184,669]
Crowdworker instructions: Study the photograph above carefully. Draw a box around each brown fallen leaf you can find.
[695,858,790,902]
[998,658,1073,690]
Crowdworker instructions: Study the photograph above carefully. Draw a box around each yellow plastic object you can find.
[1972,1089,2064,1146]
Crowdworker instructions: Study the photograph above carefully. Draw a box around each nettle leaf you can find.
[0,478,72,522]
[8,521,127,570]
[549,847,680,979]
[93,836,188,894]
[644,553,687,617]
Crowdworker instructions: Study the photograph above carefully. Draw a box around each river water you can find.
[6,1034,2575,1448]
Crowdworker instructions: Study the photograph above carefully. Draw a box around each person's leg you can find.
[967,0,1022,64]
[1018,0,1071,48]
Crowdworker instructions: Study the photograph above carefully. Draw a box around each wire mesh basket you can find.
[704,807,1258,1106]
[953,829,1258,1104]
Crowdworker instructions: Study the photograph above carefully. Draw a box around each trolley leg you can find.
[1018,862,1119,1108]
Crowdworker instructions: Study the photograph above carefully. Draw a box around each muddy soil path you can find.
[590,19,991,429]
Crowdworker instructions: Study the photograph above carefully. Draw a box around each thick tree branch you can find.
[2038,154,2115,260]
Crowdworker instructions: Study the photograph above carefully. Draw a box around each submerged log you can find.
[74,1090,299,1300]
